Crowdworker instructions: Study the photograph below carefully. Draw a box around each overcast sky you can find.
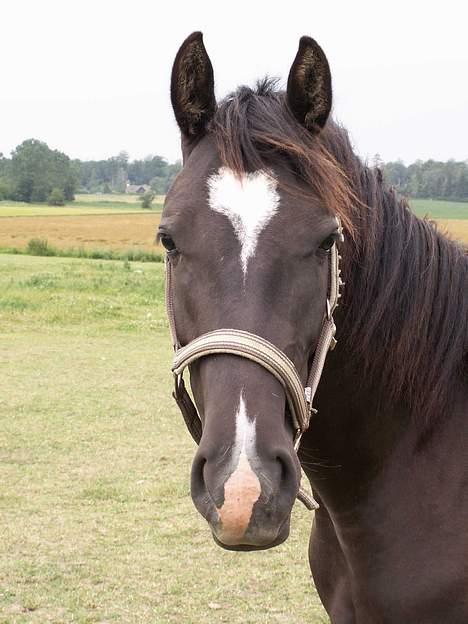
[1,0,467,165]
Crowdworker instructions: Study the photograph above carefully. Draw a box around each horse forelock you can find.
[209,78,359,237]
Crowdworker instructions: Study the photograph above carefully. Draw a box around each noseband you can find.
[165,221,344,510]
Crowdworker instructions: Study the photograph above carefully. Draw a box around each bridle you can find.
[165,219,344,510]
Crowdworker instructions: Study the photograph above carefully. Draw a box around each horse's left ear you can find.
[170,31,216,140]
[287,36,332,132]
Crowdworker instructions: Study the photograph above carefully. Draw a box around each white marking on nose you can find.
[207,167,280,277]
[232,392,256,459]
[216,392,261,544]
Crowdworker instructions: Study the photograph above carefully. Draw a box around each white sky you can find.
[1,0,467,165]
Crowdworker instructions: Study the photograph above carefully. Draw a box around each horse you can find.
[160,32,468,622]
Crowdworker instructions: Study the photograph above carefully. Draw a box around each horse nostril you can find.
[275,450,300,491]
[191,454,207,499]
[276,454,288,482]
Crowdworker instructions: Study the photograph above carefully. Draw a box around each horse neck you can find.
[302,172,468,508]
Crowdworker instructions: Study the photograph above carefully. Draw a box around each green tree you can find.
[382,160,408,191]
[10,139,76,203]
[149,175,167,194]
[0,179,12,200]
[78,153,181,193]
[0,152,13,200]
[455,169,468,200]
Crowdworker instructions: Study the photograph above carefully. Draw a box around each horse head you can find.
[160,32,344,550]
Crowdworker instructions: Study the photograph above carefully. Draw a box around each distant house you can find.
[126,183,150,194]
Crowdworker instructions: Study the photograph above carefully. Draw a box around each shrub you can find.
[26,238,56,256]
[141,191,155,209]
[48,188,65,206]
[14,240,164,263]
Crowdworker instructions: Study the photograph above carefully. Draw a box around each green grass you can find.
[0,194,163,217]
[76,193,165,204]
[0,254,327,623]
[409,199,468,219]
[3,196,466,221]
[0,238,164,263]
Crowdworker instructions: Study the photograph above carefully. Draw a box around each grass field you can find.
[0,199,467,258]
[1,195,466,622]
[0,194,163,217]
[436,219,468,243]
[76,194,165,205]
[0,214,162,254]
[0,255,328,624]
[0,194,164,255]
[410,198,468,220]
[409,199,468,244]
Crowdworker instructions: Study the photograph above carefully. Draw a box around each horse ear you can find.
[287,36,332,132]
[170,32,216,139]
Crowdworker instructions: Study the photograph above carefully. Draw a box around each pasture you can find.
[0,214,162,254]
[410,198,468,220]
[0,194,164,217]
[0,195,163,255]
[410,199,468,243]
[0,255,327,623]
[1,195,466,622]
[0,198,467,258]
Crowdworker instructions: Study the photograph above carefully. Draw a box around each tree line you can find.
[78,150,181,195]
[1,139,467,204]
[0,139,182,203]
[377,155,468,201]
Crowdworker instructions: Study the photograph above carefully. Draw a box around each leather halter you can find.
[165,220,344,510]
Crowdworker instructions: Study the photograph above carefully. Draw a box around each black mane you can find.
[210,78,468,421]
[341,156,468,423]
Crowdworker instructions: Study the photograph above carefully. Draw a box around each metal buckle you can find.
[304,387,317,419]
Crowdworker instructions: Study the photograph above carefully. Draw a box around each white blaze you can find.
[216,392,261,543]
[207,167,280,276]
[233,392,256,461]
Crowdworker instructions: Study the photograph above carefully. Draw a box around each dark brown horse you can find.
[160,32,468,622]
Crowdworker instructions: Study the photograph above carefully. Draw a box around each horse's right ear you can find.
[170,32,216,140]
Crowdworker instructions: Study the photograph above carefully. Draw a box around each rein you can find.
[165,221,344,511]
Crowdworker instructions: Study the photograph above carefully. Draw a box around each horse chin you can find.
[212,532,289,552]
[210,517,291,552]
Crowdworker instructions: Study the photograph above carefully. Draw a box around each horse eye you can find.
[159,233,177,253]
[319,234,337,252]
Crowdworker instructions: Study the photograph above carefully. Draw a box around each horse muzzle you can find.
[191,434,301,550]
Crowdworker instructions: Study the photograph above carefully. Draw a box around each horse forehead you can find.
[207,167,280,276]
